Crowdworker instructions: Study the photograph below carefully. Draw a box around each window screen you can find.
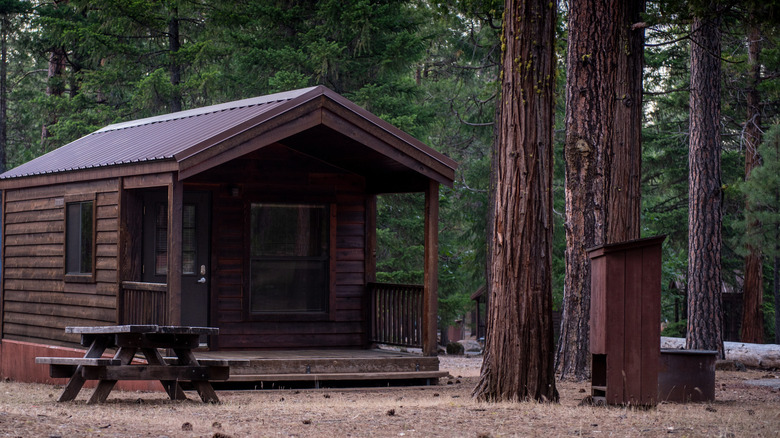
[249,203,329,313]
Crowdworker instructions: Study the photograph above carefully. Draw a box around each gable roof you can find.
[0,86,456,191]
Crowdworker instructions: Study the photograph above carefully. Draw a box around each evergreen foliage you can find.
[1,0,779,346]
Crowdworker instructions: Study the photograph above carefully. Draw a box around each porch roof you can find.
[0,86,456,192]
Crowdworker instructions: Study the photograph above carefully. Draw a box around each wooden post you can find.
[167,180,183,325]
[116,180,125,324]
[423,180,439,356]
[364,195,377,348]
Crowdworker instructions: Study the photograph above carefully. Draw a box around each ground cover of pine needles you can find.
[0,356,777,437]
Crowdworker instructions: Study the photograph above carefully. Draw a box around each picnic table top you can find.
[64,325,219,335]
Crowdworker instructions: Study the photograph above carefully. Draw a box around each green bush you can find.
[661,320,687,338]
[446,341,464,355]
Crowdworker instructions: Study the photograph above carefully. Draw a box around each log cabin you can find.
[0,86,456,385]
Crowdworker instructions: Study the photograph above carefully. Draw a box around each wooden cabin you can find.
[0,86,456,385]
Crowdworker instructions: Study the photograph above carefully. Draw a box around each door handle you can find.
[197,277,206,284]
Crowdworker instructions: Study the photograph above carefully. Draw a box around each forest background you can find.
[1,0,778,342]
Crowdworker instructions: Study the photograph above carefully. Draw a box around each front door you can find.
[143,191,211,328]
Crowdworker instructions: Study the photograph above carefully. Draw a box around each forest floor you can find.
[0,355,778,437]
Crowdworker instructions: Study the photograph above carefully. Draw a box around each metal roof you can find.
[0,86,457,187]
[1,88,317,179]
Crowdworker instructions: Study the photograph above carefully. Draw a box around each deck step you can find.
[225,370,448,382]
[224,357,440,375]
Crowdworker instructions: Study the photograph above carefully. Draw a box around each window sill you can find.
[246,312,331,322]
[64,274,95,284]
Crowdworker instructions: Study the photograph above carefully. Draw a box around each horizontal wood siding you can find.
[206,145,368,349]
[2,179,120,346]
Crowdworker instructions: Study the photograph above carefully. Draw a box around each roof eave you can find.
[175,86,457,187]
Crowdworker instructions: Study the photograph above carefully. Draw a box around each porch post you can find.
[166,179,183,325]
[423,179,439,356]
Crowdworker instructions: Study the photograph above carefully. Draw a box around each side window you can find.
[65,199,95,278]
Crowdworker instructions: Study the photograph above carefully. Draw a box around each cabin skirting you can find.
[0,339,162,392]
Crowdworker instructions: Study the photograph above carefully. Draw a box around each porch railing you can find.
[369,282,424,348]
[119,281,167,325]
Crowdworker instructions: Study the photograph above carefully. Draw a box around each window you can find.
[65,200,94,276]
[249,203,329,313]
[152,202,197,276]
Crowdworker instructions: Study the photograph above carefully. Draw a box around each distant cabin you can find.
[0,86,455,363]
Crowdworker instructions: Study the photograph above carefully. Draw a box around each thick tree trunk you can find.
[686,11,724,358]
[473,0,558,402]
[741,23,764,344]
[609,1,644,242]
[558,0,644,380]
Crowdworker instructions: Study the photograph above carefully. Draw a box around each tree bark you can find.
[168,6,182,113]
[741,23,764,344]
[40,47,66,147]
[557,0,644,380]
[609,0,644,242]
[0,13,8,172]
[686,10,724,358]
[774,254,779,344]
[40,0,68,150]
[473,0,558,402]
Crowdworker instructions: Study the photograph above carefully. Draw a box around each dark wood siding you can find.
[206,145,368,349]
[2,179,119,346]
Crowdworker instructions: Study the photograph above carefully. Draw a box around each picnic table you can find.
[35,325,228,404]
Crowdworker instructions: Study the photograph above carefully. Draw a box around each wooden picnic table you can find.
[35,325,228,404]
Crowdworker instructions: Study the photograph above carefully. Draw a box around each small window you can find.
[65,200,94,276]
[152,202,197,276]
[249,203,329,313]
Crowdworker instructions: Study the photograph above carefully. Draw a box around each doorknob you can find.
[197,277,206,284]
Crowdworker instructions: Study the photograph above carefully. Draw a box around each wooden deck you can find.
[192,349,447,388]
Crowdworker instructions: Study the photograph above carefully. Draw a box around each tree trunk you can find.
[473,0,558,402]
[0,13,8,172]
[168,6,182,113]
[775,183,780,344]
[686,10,724,358]
[609,1,644,242]
[40,47,66,148]
[40,0,68,150]
[741,23,764,344]
[557,0,644,380]
[774,254,779,344]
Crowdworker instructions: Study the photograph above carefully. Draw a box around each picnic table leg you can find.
[57,336,111,402]
[174,348,220,403]
[87,346,137,404]
[141,348,188,401]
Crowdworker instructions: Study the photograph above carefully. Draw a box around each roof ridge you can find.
[95,87,320,134]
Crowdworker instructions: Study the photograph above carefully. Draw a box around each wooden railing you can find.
[119,281,167,325]
[369,282,424,348]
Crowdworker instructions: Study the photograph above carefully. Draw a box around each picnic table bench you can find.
[35,325,228,404]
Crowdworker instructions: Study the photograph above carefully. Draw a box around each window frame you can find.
[243,199,337,322]
[63,194,97,283]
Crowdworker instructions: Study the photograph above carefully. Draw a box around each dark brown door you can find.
[143,191,211,328]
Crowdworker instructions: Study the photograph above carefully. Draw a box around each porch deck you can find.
[193,349,447,387]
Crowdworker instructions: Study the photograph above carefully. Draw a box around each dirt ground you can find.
[0,355,778,437]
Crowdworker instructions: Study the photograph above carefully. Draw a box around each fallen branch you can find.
[661,337,780,369]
